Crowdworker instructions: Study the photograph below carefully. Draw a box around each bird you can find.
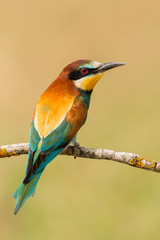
[13,59,125,214]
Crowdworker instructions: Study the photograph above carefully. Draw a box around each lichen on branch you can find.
[0,143,160,173]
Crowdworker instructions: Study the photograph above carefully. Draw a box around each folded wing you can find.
[24,96,88,184]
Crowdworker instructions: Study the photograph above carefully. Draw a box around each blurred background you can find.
[1,0,160,239]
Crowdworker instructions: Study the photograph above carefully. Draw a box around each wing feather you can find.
[24,97,88,184]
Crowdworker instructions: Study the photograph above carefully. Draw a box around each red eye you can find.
[80,68,88,74]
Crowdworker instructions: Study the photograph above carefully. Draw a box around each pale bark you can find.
[0,143,160,173]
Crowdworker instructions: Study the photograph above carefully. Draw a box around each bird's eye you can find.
[80,68,88,74]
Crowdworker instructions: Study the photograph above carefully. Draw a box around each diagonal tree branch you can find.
[0,143,160,173]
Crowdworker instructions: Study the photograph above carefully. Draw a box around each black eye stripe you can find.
[68,68,97,80]
[68,70,83,80]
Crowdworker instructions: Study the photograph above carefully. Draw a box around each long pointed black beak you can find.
[94,62,125,74]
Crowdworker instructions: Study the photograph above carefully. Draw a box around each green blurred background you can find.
[1,0,160,239]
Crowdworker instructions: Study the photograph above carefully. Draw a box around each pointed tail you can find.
[13,172,42,215]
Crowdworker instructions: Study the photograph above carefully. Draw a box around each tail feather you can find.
[13,172,42,215]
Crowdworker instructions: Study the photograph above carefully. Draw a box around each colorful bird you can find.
[13,59,125,214]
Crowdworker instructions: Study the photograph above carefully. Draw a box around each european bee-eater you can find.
[13,59,124,214]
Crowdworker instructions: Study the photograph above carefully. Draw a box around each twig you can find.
[0,143,160,173]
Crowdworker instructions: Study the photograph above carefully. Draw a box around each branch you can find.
[0,143,160,173]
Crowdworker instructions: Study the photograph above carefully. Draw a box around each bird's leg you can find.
[72,134,80,147]
[72,135,80,159]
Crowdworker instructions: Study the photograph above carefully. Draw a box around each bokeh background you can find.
[1,0,160,239]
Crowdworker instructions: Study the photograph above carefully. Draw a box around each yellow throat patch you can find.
[74,73,104,91]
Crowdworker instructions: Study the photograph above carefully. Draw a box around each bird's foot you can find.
[72,135,80,159]
[73,142,80,159]
[73,141,80,147]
